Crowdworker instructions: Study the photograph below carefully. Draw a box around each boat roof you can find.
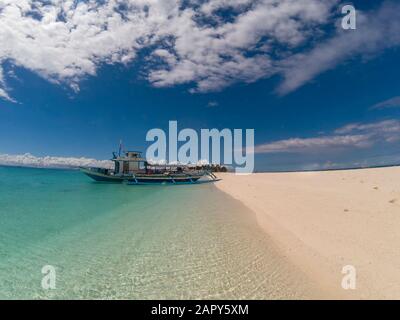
[111,158,192,167]
[112,157,147,162]
[147,163,190,167]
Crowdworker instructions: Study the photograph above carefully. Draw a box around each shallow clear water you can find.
[0,166,321,299]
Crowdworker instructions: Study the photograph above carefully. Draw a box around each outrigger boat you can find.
[80,151,218,184]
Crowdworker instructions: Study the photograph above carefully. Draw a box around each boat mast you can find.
[118,140,123,157]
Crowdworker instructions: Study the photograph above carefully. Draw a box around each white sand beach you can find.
[215,167,400,299]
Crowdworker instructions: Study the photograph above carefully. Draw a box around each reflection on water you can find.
[0,166,322,299]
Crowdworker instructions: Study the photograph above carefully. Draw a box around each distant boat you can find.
[80,151,217,184]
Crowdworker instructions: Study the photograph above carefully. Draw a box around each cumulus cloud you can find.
[0,0,399,100]
[0,0,154,94]
[370,96,400,110]
[0,153,113,168]
[255,119,400,153]
[147,0,337,92]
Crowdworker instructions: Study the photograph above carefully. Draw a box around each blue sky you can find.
[0,0,400,171]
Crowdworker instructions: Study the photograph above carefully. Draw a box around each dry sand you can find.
[215,167,400,299]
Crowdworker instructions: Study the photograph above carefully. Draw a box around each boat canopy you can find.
[112,150,147,162]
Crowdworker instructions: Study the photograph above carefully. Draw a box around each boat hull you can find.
[80,168,124,182]
[80,167,205,184]
[128,176,201,185]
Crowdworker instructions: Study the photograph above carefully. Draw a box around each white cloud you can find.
[148,0,337,92]
[0,0,157,98]
[0,68,15,102]
[277,1,400,94]
[255,134,371,153]
[0,87,13,102]
[255,119,400,154]
[334,119,400,139]
[370,96,400,110]
[0,0,399,100]
[0,153,113,168]
[206,100,218,108]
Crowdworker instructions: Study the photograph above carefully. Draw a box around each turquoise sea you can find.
[0,166,322,299]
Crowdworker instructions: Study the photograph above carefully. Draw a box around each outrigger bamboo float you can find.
[80,151,218,185]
